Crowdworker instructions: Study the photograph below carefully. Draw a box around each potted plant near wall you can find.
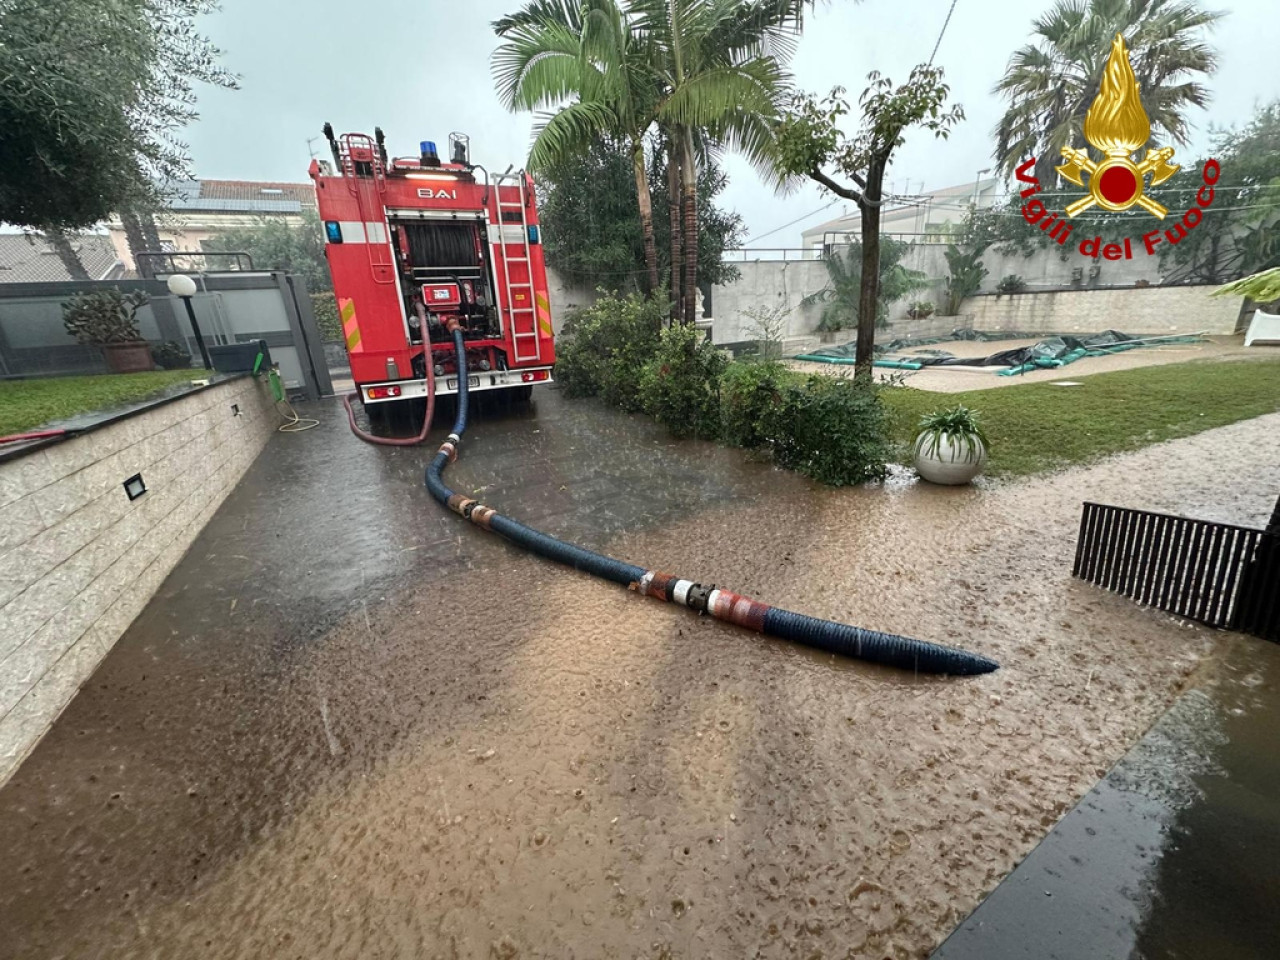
[913,405,989,485]
[907,300,935,320]
[63,289,153,373]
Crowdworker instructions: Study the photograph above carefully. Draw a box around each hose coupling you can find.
[469,504,497,529]
[685,582,715,614]
[446,493,475,516]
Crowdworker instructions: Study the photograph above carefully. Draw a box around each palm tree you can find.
[803,238,926,332]
[494,0,663,293]
[634,0,798,322]
[495,0,802,317]
[993,0,1222,185]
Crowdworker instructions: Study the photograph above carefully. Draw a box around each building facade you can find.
[104,180,317,274]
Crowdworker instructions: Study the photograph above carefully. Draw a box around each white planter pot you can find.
[913,433,987,485]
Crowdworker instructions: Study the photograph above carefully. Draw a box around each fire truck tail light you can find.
[520,370,549,383]
[367,386,402,400]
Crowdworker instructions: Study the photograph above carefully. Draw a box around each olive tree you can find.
[0,0,235,254]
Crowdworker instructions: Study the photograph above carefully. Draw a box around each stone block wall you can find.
[960,285,1242,336]
[0,376,277,785]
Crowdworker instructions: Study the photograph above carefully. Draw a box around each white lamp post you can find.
[166,273,212,370]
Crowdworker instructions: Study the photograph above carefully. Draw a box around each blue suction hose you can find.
[424,328,997,676]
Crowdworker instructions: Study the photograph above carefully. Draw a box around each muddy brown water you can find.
[1,389,1276,959]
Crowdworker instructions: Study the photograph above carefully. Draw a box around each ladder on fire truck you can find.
[338,133,395,286]
[493,172,540,363]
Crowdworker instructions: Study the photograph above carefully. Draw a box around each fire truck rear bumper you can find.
[358,367,553,403]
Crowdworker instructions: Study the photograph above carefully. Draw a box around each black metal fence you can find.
[1073,501,1279,641]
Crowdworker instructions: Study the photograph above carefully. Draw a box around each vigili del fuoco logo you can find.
[1016,32,1220,262]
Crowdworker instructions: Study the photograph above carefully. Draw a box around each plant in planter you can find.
[913,404,989,485]
[907,300,935,320]
[996,274,1027,295]
[152,340,193,370]
[63,289,154,373]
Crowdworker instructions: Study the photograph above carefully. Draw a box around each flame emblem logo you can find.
[1056,33,1180,219]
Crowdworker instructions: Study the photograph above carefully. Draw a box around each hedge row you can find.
[311,292,341,342]
[556,293,890,486]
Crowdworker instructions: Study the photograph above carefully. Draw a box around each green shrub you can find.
[996,274,1027,294]
[720,359,790,448]
[311,291,341,342]
[771,374,891,485]
[639,323,728,439]
[151,340,192,369]
[555,291,664,410]
[62,289,148,344]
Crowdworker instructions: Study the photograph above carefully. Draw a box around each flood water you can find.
[1,389,1276,959]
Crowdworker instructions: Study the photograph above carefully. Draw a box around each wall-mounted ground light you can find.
[123,473,147,501]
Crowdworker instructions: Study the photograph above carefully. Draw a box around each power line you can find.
[928,0,960,66]
[741,198,842,245]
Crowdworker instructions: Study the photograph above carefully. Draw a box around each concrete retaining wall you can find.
[959,285,1242,336]
[709,260,830,346]
[541,254,1240,348]
[545,267,599,334]
[708,255,1243,349]
[0,376,277,785]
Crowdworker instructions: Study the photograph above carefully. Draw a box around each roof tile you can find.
[0,235,123,283]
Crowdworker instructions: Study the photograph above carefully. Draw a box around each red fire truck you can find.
[310,126,555,429]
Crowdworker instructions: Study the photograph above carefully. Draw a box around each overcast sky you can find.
[184,0,1279,247]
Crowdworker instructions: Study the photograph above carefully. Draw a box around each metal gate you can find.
[1073,499,1279,641]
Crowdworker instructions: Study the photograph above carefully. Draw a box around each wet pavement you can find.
[1,386,1278,959]
[932,633,1280,960]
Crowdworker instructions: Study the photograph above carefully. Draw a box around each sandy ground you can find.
[787,336,1274,392]
[1,390,1277,960]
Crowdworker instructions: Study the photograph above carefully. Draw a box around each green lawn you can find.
[0,371,201,437]
[880,357,1280,477]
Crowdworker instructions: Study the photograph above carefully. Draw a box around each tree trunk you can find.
[668,143,683,324]
[680,130,698,325]
[139,212,163,252]
[120,212,149,276]
[1035,153,1058,192]
[122,209,165,277]
[855,156,885,377]
[632,138,661,296]
[46,227,91,280]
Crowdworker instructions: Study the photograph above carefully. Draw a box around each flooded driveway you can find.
[1,388,1276,959]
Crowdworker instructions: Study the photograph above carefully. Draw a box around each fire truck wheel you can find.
[362,399,391,432]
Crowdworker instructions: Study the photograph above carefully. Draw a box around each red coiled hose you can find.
[342,347,437,446]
